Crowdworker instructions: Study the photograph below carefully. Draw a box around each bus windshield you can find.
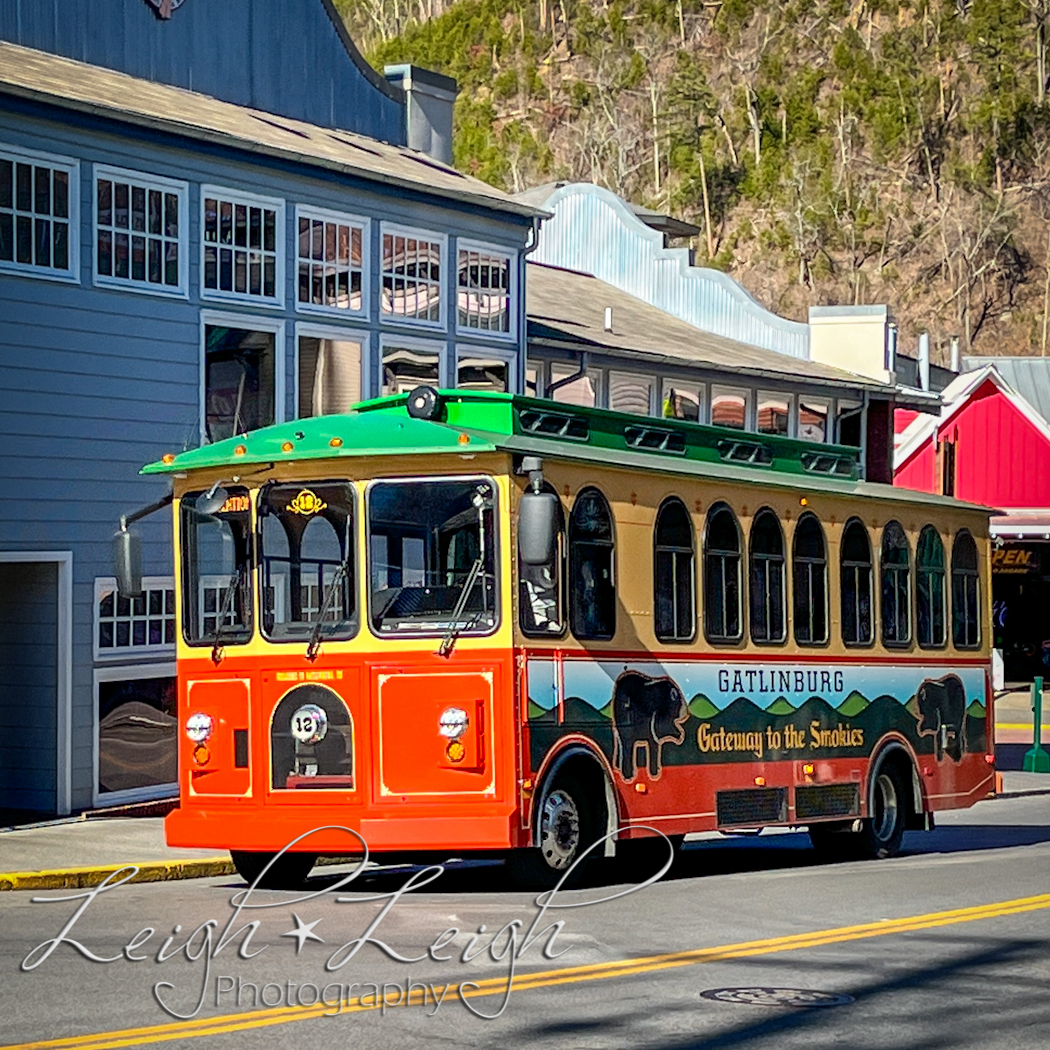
[180,487,253,645]
[259,481,356,642]
[368,477,498,635]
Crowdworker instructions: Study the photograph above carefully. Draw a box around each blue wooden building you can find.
[0,0,541,817]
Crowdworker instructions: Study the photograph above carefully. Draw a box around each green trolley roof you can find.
[142,390,988,513]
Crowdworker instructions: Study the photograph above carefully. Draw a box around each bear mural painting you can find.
[611,671,689,780]
[916,674,968,763]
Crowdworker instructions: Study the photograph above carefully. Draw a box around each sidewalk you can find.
[1,771,1047,892]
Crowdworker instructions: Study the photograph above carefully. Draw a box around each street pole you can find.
[1023,675,1050,773]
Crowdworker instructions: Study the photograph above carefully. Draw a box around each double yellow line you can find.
[7,892,1050,1050]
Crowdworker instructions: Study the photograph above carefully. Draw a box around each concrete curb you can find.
[0,857,236,892]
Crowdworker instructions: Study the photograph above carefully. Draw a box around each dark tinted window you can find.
[952,530,981,648]
[570,488,615,640]
[841,518,873,646]
[519,484,565,637]
[259,482,356,642]
[881,521,911,645]
[793,513,828,645]
[704,504,742,642]
[654,498,695,642]
[749,509,785,643]
[916,525,946,648]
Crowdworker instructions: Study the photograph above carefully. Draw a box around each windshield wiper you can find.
[210,566,244,664]
[306,560,350,661]
[436,555,485,659]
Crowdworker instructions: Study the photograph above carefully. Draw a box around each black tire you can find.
[230,850,317,889]
[808,764,908,862]
[506,773,602,889]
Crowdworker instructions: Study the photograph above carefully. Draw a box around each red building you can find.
[895,362,1050,680]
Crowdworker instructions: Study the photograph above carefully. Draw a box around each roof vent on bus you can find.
[717,439,773,466]
[623,424,687,454]
[800,451,857,478]
[406,385,445,421]
[518,408,590,441]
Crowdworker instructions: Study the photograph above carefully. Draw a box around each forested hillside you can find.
[336,1,1050,361]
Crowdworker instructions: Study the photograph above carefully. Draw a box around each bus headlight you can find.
[439,707,469,740]
[185,712,214,744]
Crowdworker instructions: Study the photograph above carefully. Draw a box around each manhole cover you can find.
[701,987,854,1008]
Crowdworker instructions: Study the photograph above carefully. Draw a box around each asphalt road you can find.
[2,793,1050,1050]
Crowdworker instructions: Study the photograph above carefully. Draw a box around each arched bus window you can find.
[519,483,565,637]
[569,488,615,640]
[793,513,827,645]
[840,518,873,646]
[704,503,742,642]
[880,521,911,646]
[654,497,695,642]
[916,525,946,648]
[952,529,981,649]
[749,508,785,643]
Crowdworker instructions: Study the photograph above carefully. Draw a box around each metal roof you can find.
[141,389,988,515]
[0,40,543,220]
[963,357,1050,425]
[526,263,894,394]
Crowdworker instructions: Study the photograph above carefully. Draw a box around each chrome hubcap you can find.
[872,773,899,843]
[539,789,580,870]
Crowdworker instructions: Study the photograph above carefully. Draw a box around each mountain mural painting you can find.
[526,659,988,778]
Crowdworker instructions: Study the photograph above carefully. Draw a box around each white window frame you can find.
[93,575,176,662]
[379,333,448,395]
[607,369,657,416]
[92,164,188,298]
[454,238,517,341]
[756,389,795,437]
[798,396,831,443]
[379,222,447,331]
[0,143,79,284]
[92,661,178,809]
[294,204,370,320]
[710,385,752,431]
[200,185,285,308]
[454,343,518,394]
[661,378,707,423]
[199,310,286,444]
[294,321,371,417]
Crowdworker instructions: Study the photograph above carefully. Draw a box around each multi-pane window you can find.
[297,208,366,315]
[202,189,280,302]
[95,168,185,292]
[952,530,981,649]
[793,513,828,645]
[94,577,176,659]
[0,147,75,276]
[916,525,946,648]
[881,521,911,645]
[704,504,742,642]
[749,509,786,643]
[654,498,695,642]
[381,227,443,324]
[569,488,615,641]
[457,246,511,332]
[841,518,873,645]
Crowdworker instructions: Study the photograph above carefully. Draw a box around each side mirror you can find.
[518,490,559,566]
[113,528,143,598]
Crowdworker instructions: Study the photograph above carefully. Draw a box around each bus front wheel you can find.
[507,773,601,889]
[230,850,317,889]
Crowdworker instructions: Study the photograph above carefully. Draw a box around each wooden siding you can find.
[0,101,530,810]
[0,0,406,145]
[896,378,1050,507]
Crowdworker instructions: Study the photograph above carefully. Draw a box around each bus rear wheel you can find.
[809,765,908,861]
[230,850,317,889]
[507,773,601,889]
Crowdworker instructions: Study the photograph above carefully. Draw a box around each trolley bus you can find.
[117,387,994,886]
